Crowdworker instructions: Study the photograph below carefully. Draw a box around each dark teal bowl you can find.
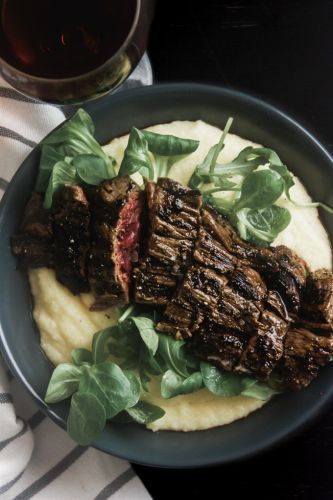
[1,83,333,468]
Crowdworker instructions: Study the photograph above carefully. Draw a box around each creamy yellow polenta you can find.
[30,120,332,432]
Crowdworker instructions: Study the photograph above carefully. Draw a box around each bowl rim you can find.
[1,82,333,468]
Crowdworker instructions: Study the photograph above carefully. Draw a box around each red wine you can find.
[0,0,137,79]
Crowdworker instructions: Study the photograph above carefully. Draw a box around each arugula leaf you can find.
[270,163,295,198]
[142,130,199,179]
[200,363,280,400]
[289,198,333,214]
[125,401,165,424]
[188,117,233,188]
[233,170,285,211]
[36,108,116,205]
[73,154,112,185]
[161,370,203,398]
[71,348,92,366]
[67,392,106,446]
[92,328,114,364]
[40,109,115,173]
[131,317,159,356]
[36,145,64,192]
[142,130,199,157]
[79,362,138,419]
[157,334,199,378]
[122,370,142,408]
[43,158,78,209]
[200,362,243,396]
[45,363,82,403]
[119,127,200,181]
[118,127,154,180]
[241,377,281,400]
[236,205,291,245]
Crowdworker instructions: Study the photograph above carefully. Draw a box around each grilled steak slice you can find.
[193,226,237,275]
[301,269,333,325]
[133,258,178,306]
[134,178,202,304]
[200,205,272,265]
[157,264,263,339]
[231,266,267,302]
[281,327,333,390]
[190,309,288,379]
[265,290,290,321]
[200,206,307,311]
[52,185,90,295]
[191,320,247,372]
[260,246,307,313]
[157,265,226,338]
[88,176,142,309]
[236,310,288,379]
[11,192,54,268]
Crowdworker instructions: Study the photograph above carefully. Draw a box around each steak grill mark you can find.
[11,178,333,390]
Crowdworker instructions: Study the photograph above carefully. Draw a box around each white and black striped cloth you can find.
[0,57,153,499]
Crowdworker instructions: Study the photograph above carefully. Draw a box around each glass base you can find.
[63,53,153,117]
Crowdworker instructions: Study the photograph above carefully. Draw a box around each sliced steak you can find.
[88,176,143,309]
[193,225,237,275]
[133,257,178,306]
[134,178,202,304]
[11,192,54,268]
[190,308,288,379]
[231,266,267,302]
[200,205,272,265]
[281,327,333,390]
[157,264,262,339]
[52,185,90,295]
[190,319,247,372]
[236,310,288,379]
[265,290,290,321]
[301,269,333,326]
[157,265,226,338]
[260,245,307,313]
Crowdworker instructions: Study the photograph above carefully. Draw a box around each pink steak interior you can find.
[114,192,142,299]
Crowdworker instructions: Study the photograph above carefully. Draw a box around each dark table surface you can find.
[132,1,333,499]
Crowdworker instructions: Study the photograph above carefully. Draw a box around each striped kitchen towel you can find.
[0,61,152,499]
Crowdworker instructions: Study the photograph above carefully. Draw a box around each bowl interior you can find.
[1,83,333,467]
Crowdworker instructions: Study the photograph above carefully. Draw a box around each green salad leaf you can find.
[74,154,113,185]
[79,362,139,419]
[36,109,117,208]
[45,364,82,404]
[92,328,114,364]
[45,307,282,445]
[119,127,199,181]
[43,158,78,209]
[71,348,92,366]
[125,401,165,424]
[67,392,106,446]
[161,370,203,398]
[131,316,159,356]
[236,206,291,245]
[233,170,285,211]
[200,362,243,396]
[118,127,154,180]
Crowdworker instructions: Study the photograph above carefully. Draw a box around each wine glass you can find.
[0,0,154,104]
